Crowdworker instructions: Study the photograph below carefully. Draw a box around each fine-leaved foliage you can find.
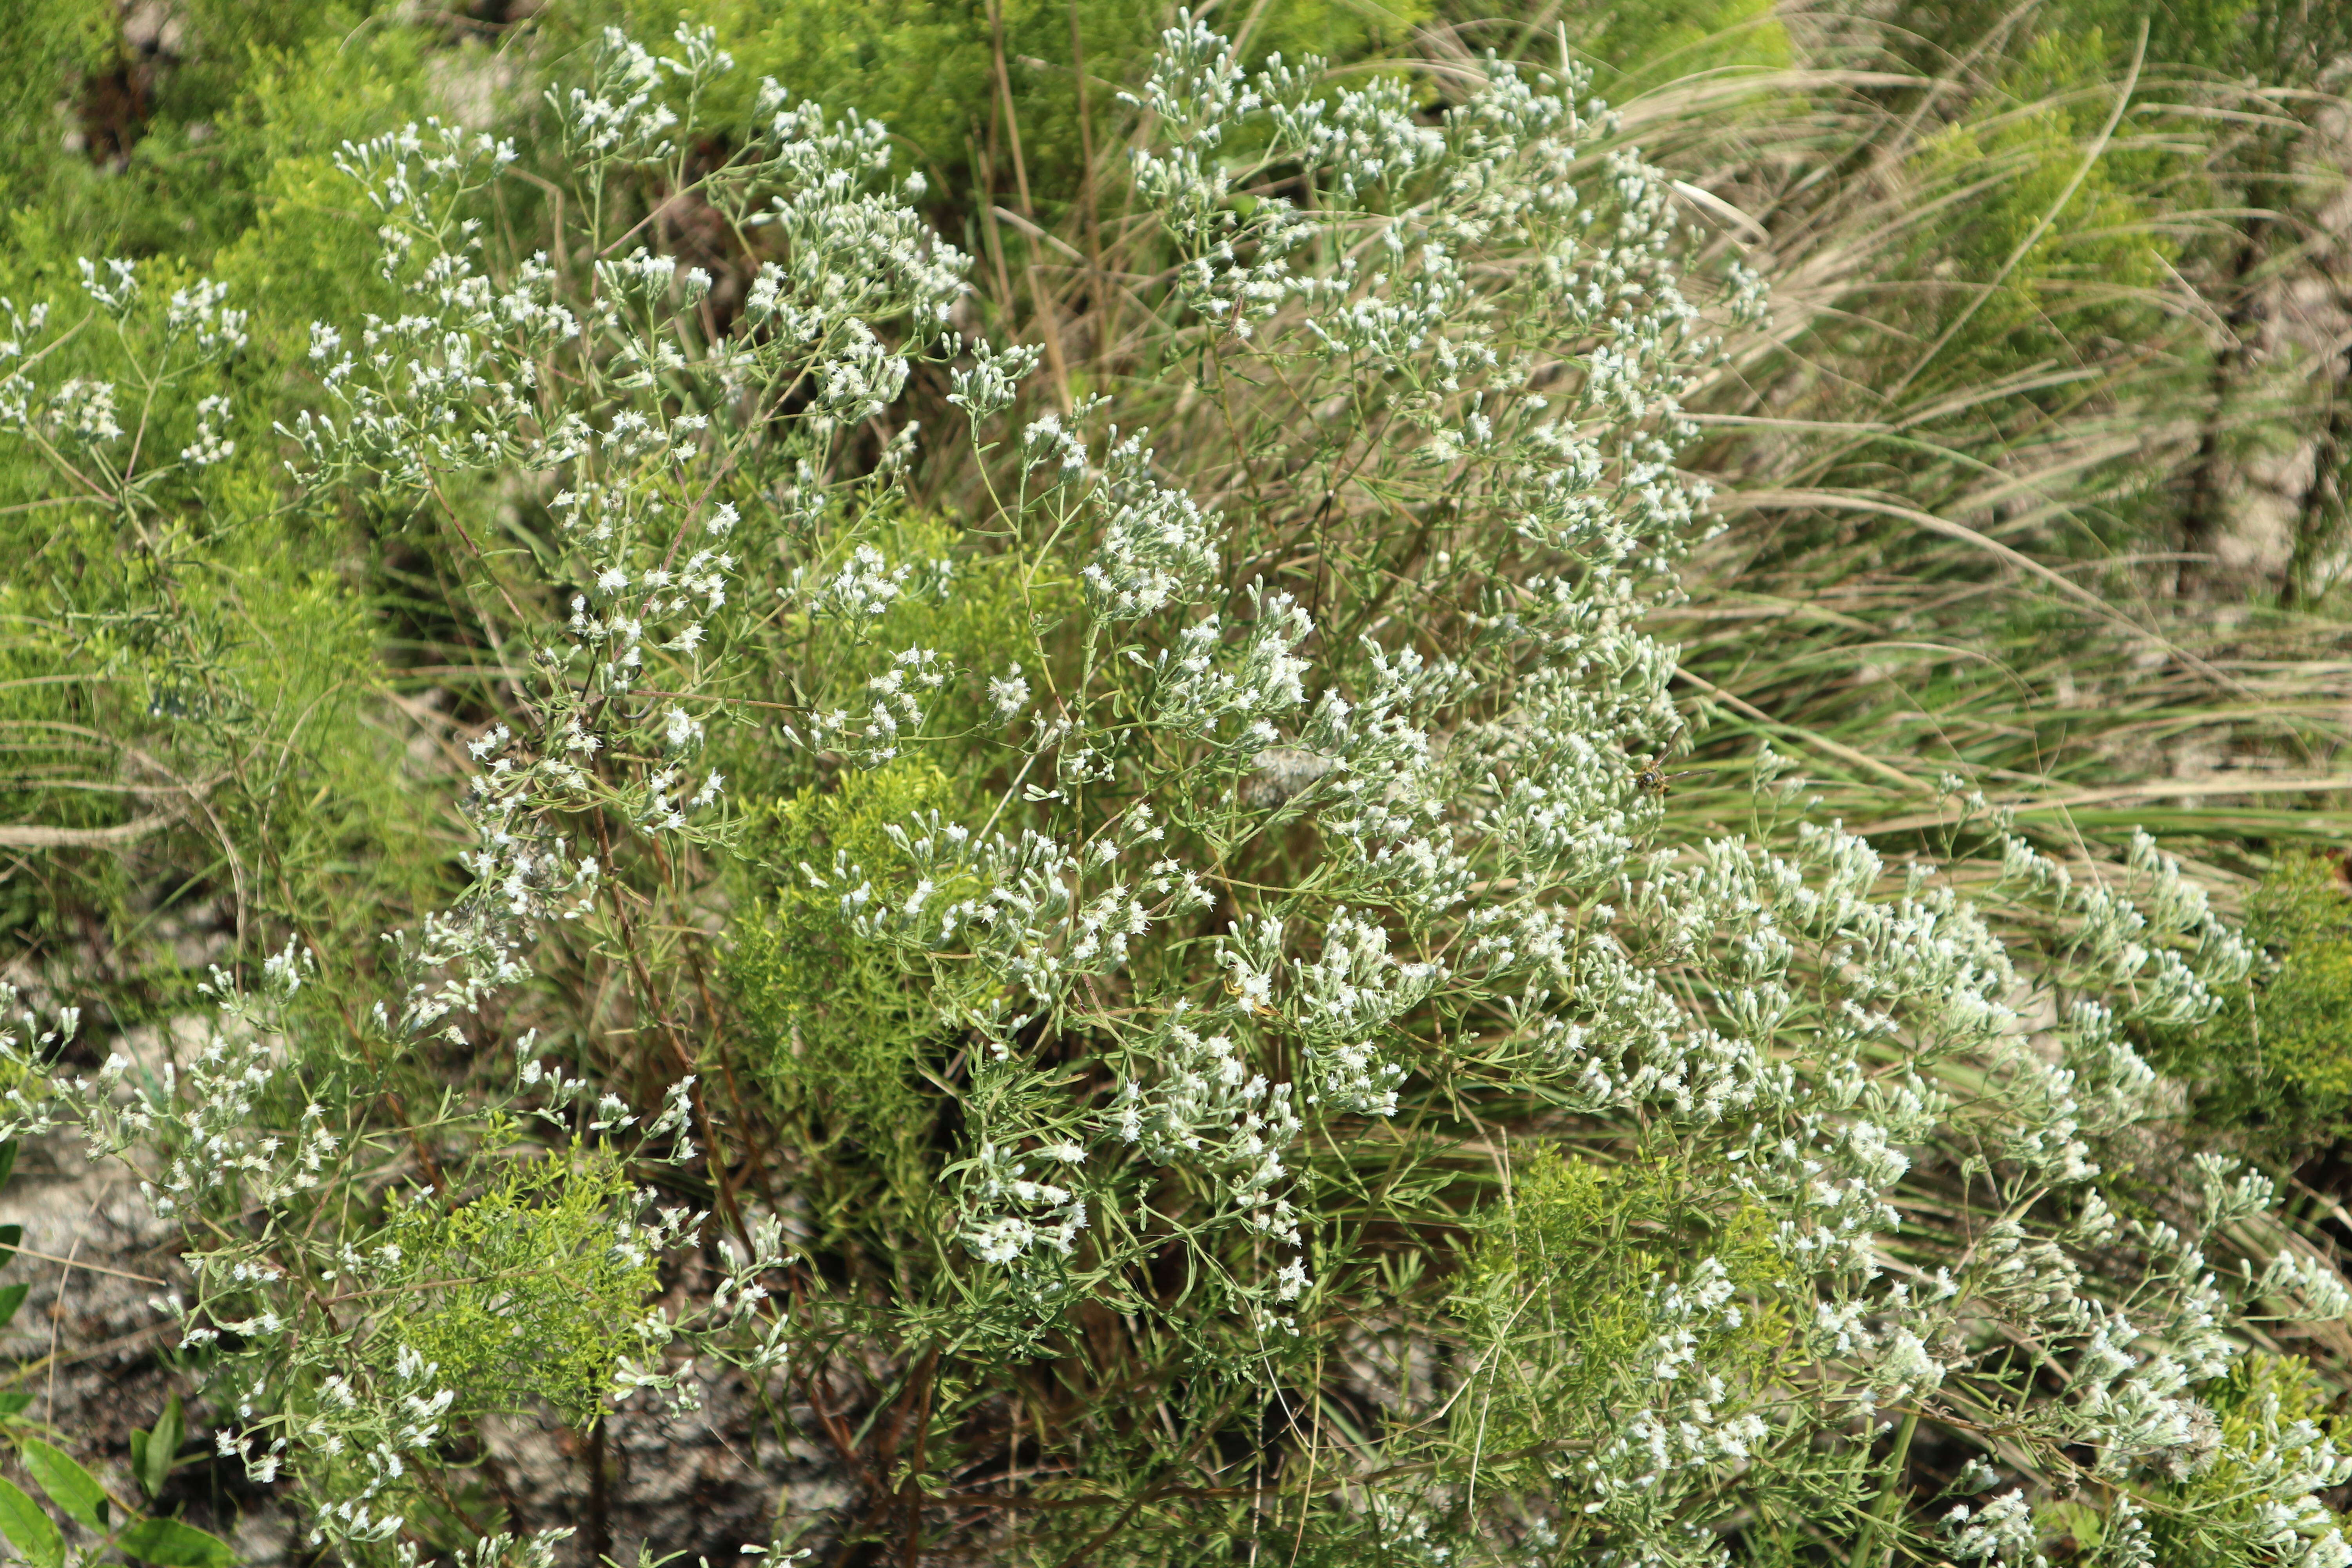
[0,15,2344,1568]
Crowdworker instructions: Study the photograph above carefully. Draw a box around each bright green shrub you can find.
[1450,1150,1791,1495]
[2161,852,2352,1145]
[727,760,960,1241]
[1568,0,1791,91]
[378,1148,662,1426]
[1909,33,2174,375]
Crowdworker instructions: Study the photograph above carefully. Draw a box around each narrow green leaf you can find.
[0,1476,62,1568]
[0,1394,27,1417]
[0,1284,29,1334]
[0,1141,17,1192]
[129,1432,150,1492]
[0,1226,20,1271]
[140,1395,182,1501]
[19,1441,109,1530]
[118,1517,236,1568]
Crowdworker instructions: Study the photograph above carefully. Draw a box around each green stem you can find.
[1849,1409,1918,1568]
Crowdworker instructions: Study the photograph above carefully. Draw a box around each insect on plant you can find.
[1631,724,1696,797]
[1224,976,1279,1021]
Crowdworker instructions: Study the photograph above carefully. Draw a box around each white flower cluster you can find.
[0,258,249,481]
[1259,57,1447,202]
[554,25,718,164]
[739,87,967,339]
[1119,14,1263,239]
[1580,1258,1773,1503]
[960,1138,1090,1265]
[1111,1001,1305,1245]
[1944,1491,2048,1567]
[795,644,948,767]
[180,392,235,466]
[798,542,953,628]
[1078,430,1220,619]
[164,276,250,355]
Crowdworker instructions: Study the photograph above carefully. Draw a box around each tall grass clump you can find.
[0,8,2346,1568]
[1587,28,2352,838]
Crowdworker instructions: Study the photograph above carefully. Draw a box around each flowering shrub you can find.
[0,16,2345,1568]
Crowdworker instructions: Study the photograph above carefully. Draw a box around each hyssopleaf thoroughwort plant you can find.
[0,16,2345,1568]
